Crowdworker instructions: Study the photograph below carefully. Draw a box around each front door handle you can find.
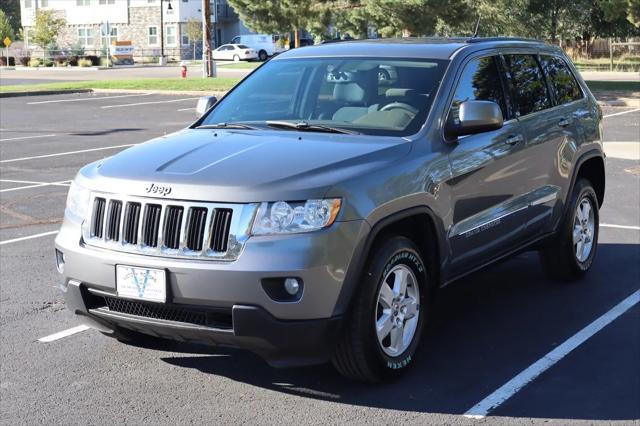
[558,118,570,127]
[505,134,524,145]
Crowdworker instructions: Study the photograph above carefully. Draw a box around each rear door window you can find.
[447,56,508,126]
[503,54,551,117]
[540,55,583,104]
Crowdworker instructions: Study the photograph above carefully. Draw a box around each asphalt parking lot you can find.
[0,92,638,425]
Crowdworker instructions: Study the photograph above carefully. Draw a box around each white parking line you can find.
[464,289,640,419]
[0,143,135,163]
[38,325,91,343]
[101,97,199,109]
[0,230,58,246]
[0,134,57,142]
[0,179,71,193]
[603,108,640,118]
[27,93,152,105]
[601,223,640,231]
[177,107,196,111]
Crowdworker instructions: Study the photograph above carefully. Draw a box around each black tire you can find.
[331,235,429,382]
[233,55,240,62]
[539,178,599,281]
[258,50,268,61]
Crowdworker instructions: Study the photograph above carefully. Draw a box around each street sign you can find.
[3,37,11,48]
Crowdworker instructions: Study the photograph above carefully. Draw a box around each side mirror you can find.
[447,100,503,138]
[196,96,218,117]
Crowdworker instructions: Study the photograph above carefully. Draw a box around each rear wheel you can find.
[233,54,240,62]
[539,178,599,280]
[332,235,428,382]
[258,50,268,61]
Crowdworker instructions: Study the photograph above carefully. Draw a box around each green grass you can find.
[574,56,640,72]
[585,80,640,92]
[217,61,262,69]
[1,76,637,95]
[0,77,242,94]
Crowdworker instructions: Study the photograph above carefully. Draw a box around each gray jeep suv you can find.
[55,37,605,382]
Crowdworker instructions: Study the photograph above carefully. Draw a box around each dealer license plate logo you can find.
[116,265,166,303]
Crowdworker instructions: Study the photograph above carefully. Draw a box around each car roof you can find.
[275,37,559,60]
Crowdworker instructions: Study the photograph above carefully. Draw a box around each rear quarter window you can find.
[540,55,583,104]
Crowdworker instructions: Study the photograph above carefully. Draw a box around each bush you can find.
[68,56,78,66]
[28,58,41,67]
[84,55,99,66]
[44,60,54,67]
[99,57,111,67]
[78,58,92,67]
[0,57,16,66]
[19,56,30,66]
[54,57,67,66]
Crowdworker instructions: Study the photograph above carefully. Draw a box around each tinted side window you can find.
[540,55,582,104]
[448,56,507,126]
[503,54,551,117]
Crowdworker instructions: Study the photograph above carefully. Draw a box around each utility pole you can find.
[202,0,215,77]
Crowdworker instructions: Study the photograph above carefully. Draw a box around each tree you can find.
[185,18,202,60]
[598,0,640,27]
[227,0,322,47]
[0,0,20,39]
[31,9,66,59]
[0,10,14,41]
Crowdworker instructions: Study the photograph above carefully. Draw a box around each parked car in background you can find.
[211,44,257,62]
[231,34,276,61]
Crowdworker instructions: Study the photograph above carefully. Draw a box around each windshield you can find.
[200,57,448,137]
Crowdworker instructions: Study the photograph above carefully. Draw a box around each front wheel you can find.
[539,178,599,280]
[332,235,428,382]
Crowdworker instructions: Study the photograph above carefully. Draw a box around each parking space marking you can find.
[603,108,640,118]
[601,223,640,230]
[0,134,57,142]
[27,93,152,105]
[0,143,135,163]
[0,179,71,193]
[0,230,58,246]
[101,98,199,109]
[177,107,196,111]
[464,289,640,419]
[38,325,90,343]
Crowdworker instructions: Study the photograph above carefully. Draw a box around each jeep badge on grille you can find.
[145,183,172,196]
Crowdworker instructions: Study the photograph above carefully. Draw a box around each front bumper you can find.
[55,217,369,366]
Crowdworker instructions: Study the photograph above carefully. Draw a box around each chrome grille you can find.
[83,192,256,261]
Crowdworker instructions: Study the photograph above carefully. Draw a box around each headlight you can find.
[65,180,91,222]
[251,199,341,235]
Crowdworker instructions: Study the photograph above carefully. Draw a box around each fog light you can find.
[55,249,65,274]
[284,278,300,295]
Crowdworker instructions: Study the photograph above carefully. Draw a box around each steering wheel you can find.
[379,102,418,115]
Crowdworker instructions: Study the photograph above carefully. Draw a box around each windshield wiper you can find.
[266,120,360,135]
[196,122,258,130]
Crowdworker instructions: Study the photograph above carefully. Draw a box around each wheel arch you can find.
[570,150,605,208]
[332,206,447,317]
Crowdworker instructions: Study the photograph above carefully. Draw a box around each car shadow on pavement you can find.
[154,243,639,421]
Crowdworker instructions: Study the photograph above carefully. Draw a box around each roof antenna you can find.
[472,15,481,38]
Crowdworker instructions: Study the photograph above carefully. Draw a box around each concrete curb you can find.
[0,89,93,98]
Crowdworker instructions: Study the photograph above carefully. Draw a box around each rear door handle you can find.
[505,134,524,145]
[558,118,570,127]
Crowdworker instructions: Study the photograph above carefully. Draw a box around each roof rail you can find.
[465,36,545,43]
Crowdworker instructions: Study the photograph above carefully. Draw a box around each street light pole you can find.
[160,0,165,65]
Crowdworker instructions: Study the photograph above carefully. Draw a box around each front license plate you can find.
[116,265,166,303]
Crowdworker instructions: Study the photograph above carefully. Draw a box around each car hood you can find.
[79,128,411,203]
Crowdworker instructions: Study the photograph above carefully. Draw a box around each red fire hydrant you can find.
[180,61,187,79]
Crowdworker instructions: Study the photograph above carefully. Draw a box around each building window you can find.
[76,0,90,6]
[24,0,33,8]
[101,26,117,47]
[40,0,49,7]
[99,0,115,4]
[148,26,159,46]
[78,27,95,47]
[165,25,177,47]
[180,23,189,46]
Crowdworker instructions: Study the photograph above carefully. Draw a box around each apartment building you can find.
[20,0,253,58]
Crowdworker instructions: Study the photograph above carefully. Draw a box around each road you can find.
[0,93,638,424]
